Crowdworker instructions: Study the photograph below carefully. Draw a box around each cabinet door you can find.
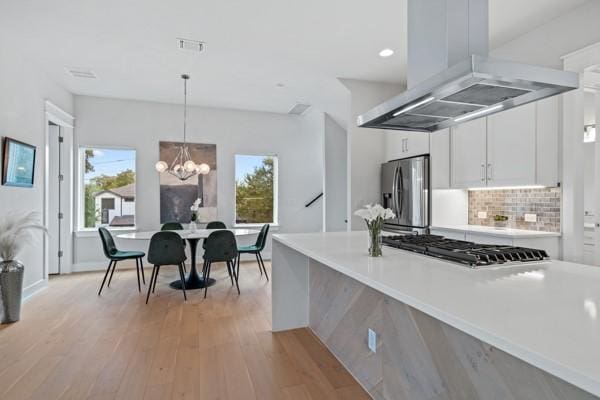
[486,103,536,186]
[384,132,407,161]
[536,97,559,187]
[385,131,430,161]
[404,132,430,158]
[451,118,487,188]
[430,128,450,189]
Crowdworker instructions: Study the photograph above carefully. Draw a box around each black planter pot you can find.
[0,261,24,323]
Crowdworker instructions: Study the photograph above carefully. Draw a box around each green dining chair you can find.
[161,221,186,272]
[237,224,269,281]
[203,230,239,298]
[202,220,227,249]
[146,231,188,304]
[98,227,146,295]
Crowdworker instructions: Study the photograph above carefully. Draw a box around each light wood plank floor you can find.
[0,261,370,400]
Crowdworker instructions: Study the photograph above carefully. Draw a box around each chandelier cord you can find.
[183,76,187,144]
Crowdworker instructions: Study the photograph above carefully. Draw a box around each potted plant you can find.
[0,211,46,323]
[493,214,509,228]
[354,204,395,257]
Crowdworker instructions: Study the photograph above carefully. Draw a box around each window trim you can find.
[77,145,137,232]
[234,153,278,226]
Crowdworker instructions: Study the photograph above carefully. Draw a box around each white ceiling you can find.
[0,0,590,121]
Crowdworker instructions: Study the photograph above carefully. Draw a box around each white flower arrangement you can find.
[0,211,47,267]
[354,204,395,257]
[190,198,202,222]
[354,204,395,223]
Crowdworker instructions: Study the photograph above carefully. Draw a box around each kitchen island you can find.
[272,231,600,400]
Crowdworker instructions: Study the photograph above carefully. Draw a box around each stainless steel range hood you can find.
[357,0,579,132]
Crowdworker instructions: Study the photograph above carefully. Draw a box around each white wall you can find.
[324,113,347,231]
[0,40,73,295]
[73,96,323,269]
[339,79,404,230]
[491,1,600,68]
[431,190,469,226]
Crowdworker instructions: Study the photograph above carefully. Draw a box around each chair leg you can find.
[237,254,241,277]
[135,258,141,292]
[178,263,187,301]
[258,252,269,281]
[254,254,263,276]
[230,260,240,295]
[152,265,160,293]
[108,260,118,287]
[146,265,158,304]
[98,260,114,295]
[226,261,234,286]
[139,257,146,284]
[204,262,212,299]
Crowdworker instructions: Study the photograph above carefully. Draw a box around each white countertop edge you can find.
[430,225,562,238]
[272,235,600,398]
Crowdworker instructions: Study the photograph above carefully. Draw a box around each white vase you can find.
[189,221,198,232]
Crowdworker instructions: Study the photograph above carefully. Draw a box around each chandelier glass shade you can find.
[155,74,211,181]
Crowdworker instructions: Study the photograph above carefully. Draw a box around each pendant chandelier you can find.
[155,74,210,181]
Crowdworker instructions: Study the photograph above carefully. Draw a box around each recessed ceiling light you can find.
[379,48,394,58]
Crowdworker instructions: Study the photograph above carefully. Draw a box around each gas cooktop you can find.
[382,234,550,268]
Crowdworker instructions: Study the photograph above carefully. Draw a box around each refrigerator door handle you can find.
[398,166,404,217]
[392,165,399,217]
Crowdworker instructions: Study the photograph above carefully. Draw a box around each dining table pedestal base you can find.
[169,275,215,290]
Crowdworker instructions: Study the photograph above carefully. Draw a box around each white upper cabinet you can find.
[451,118,487,188]
[486,103,536,186]
[384,131,430,162]
[430,128,450,189]
[449,98,560,189]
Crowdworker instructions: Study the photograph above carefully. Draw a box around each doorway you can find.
[44,101,74,277]
[47,122,63,274]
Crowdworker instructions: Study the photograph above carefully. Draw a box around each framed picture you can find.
[2,137,36,188]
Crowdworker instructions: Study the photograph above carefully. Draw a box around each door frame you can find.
[561,42,600,263]
[44,100,74,277]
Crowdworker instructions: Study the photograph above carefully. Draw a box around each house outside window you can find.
[79,147,136,229]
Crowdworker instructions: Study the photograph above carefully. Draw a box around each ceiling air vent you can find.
[65,67,98,79]
[177,38,205,52]
[288,103,311,116]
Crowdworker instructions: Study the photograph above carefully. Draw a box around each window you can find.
[235,154,277,225]
[79,147,136,229]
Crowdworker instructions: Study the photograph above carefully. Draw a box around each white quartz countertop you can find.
[431,224,561,238]
[273,231,600,397]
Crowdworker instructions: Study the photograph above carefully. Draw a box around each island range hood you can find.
[357,0,579,132]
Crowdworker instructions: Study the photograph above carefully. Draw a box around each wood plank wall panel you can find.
[308,259,598,400]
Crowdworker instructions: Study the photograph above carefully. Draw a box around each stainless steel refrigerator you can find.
[381,155,430,232]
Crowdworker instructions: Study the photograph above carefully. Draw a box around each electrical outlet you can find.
[368,329,377,353]
[524,213,537,222]
[478,211,487,219]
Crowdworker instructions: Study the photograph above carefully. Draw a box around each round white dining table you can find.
[117,228,259,290]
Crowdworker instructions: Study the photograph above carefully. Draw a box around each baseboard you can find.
[71,260,137,273]
[22,279,48,303]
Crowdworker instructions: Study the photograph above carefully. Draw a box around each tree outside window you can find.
[235,155,277,224]
[80,147,136,229]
